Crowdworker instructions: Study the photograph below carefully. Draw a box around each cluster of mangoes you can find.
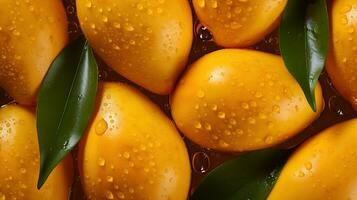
[0,0,357,199]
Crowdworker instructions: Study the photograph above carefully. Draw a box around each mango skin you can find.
[192,0,287,47]
[76,0,193,95]
[0,0,68,105]
[269,119,357,200]
[327,0,357,111]
[0,104,73,200]
[79,82,191,200]
[171,49,324,152]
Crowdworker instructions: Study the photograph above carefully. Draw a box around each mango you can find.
[0,104,73,200]
[76,0,193,95]
[192,0,287,47]
[327,0,357,111]
[0,0,68,105]
[269,119,357,200]
[79,82,191,200]
[171,49,324,152]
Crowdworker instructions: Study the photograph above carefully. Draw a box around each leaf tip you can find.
[37,167,50,189]
[37,157,56,190]
[311,102,317,113]
[306,90,317,112]
[37,170,47,189]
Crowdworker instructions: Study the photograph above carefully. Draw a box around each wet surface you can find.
[0,0,356,199]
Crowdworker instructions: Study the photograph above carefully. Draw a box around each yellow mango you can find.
[76,0,193,95]
[0,104,73,200]
[171,49,324,152]
[192,0,287,47]
[0,0,68,105]
[269,119,357,200]
[79,82,191,200]
[327,0,357,111]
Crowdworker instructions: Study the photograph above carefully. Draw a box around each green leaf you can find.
[191,149,290,200]
[36,36,98,188]
[279,0,329,112]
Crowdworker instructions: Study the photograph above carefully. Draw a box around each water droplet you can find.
[210,0,218,8]
[106,176,114,182]
[97,157,106,167]
[0,194,5,200]
[194,121,202,129]
[147,8,153,15]
[124,168,129,174]
[218,112,226,119]
[197,90,205,98]
[192,152,210,173]
[102,16,108,23]
[68,21,79,34]
[272,105,280,113]
[342,4,352,13]
[305,162,312,170]
[204,123,212,131]
[86,1,92,8]
[211,104,218,111]
[105,190,114,199]
[259,112,267,119]
[265,135,273,144]
[144,167,150,173]
[234,7,242,14]
[219,140,229,148]
[211,134,219,140]
[241,102,249,110]
[224,130,232,135]
[113,45,120,50]
[255,92,263,98]
[129,40,136,45]
[156,7,163,14]
[229,118,237,125]
[117,192,125,199]
[197,26,212,41]
[136,3,144,10]
[95,119,108,135]
[124,23,134,31]
[129,188,134,194]
[197,0,206,7]
[123,152,130,159]
[328,96,345,116]
[342,57,348,63]
[20,168,27,174]
[248,117,256,124]
[114,22,121,29]
[129,162,135,167]
[12,30,20,36]
[348,27,355,33]
[63,140,69,149]
[249,101,257,107]
[298,171,305,177]
[67,5,75,14]
[236,129,244,135]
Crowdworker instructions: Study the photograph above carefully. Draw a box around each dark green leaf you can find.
[279,0,329,111]
[36,36,98,188]
[191,149,290,200]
